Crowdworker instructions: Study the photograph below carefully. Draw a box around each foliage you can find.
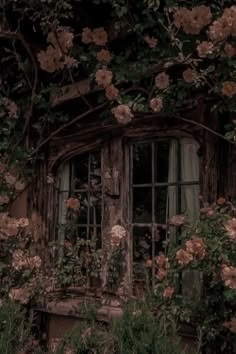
[150,198,236,352]
[0,298,40,354]
[49,300,187,354]
[1,1,236,352]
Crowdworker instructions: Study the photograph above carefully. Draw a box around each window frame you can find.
[55,133,201,293]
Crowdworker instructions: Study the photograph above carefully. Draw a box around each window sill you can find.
[37,288,123,322]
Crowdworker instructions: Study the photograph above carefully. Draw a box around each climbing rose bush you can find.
[152,198,236,350]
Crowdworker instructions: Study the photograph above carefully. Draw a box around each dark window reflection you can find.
[133,143,152,184]
[155,187,168,224]
[133,188,152,223]
[155,142,170,183]
[133,226,152,280]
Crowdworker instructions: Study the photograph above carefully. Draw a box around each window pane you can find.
[89,227,102,249]
[155,142,170,183]
[133,226,152,281]
[133,143,152,184]
[73,154,89,189]
[133,187,152,223]
[89,192,101,225]
[75,192,88,224]
[90,152,101,189]
[154,226,166,256]
[155,187,168,224]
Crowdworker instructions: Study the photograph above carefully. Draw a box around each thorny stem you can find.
[142,112,236,146]
[53,30,92,110]
[32,102,108,154]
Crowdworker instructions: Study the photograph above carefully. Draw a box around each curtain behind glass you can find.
[180,138,201,298]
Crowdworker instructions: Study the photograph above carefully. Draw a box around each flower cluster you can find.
[81,27,108,46]
[12,249,41,271]
[176,236,206,265]
[173,6,212,35]
[110,224,126,248]
[0,213,29,239]
[37,29,76,73]
[209,6,236,42]
[221,265,236,289]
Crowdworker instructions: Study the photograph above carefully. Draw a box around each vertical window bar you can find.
[87,154,91,241]
[151,142,155,289]
[177,140,181,216]
[130,144,134,289]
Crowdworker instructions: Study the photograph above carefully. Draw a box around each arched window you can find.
[56,136,200,291]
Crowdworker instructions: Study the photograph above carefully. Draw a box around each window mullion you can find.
[151,142,155,289]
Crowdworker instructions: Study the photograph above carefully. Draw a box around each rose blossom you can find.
[96,49,112,63]
[65,197,80,210]
[169,215,185,226]
[111,225,126,248]
[224,218,236,241]
[222,81,236,97]
[221,265,236,289]
[144,36,158,48]
[185,236,206,260]
[95,68,113,88]
[92,27,108,46]
[223,318,236,334]
[163,287,174,298]
[111,104,133,125]
[196,41,214,58]
[182,68,195,83]
[155,72,169,90]
[81,27,93,44]
[105,85,119,100]
[176,249,193,266]
[150,97,163,112]
[224,43,236,58]
[156,268,167,280]
[155,254,168,268]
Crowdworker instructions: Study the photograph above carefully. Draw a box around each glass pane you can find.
[73,154,89,189]
[89,227,102,249]
[154,226,166,256]
[133,226,152,281]
[75,192,88,224]
[133,143,152,184]
[155,142,170,183]
[76,227,87,240]
[89,192,101,225]
[133,187,152,223]
[155,187,167,224]
[90,152,101,189]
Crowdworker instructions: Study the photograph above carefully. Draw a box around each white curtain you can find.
[180,138,200,221]
[58,163,70,245]
[167,138,201,298]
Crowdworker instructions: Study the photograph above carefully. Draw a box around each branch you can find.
[141,112,236,146]
[0,30,38,135]
[32,102,108,154]
[53,30,92,110]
